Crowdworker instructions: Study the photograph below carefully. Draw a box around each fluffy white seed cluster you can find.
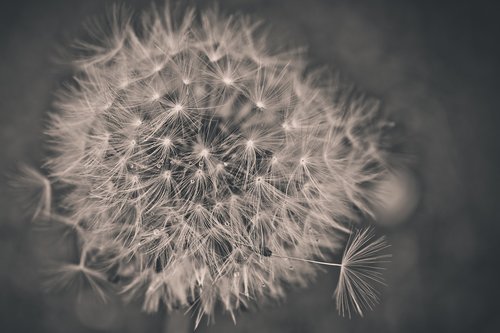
[36,4,389,325]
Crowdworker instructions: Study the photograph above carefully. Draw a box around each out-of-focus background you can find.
[1,0,499,332]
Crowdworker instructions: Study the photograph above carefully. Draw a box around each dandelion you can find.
[18,1,392,327]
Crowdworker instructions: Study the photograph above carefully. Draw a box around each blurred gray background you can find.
[1,0,499,332]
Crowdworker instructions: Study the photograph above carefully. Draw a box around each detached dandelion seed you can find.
[335,228,391,318]
[17,1,394,327]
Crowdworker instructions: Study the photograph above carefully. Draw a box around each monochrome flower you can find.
[19,2,391,326]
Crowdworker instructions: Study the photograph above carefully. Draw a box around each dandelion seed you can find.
[12,165,52,220]
[222,76,234,86]
[153,64,163,73]
[119,80,129,89]
[44,262,109,302]
[151,92,161,101]
[255,101,265,109]
[132,118,142,127]
[335,228,391,318]
[162,137,173,147]
[199,148,209,158]
[172,104,183,112]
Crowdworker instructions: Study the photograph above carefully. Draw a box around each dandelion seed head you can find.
[31,1,391,325]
